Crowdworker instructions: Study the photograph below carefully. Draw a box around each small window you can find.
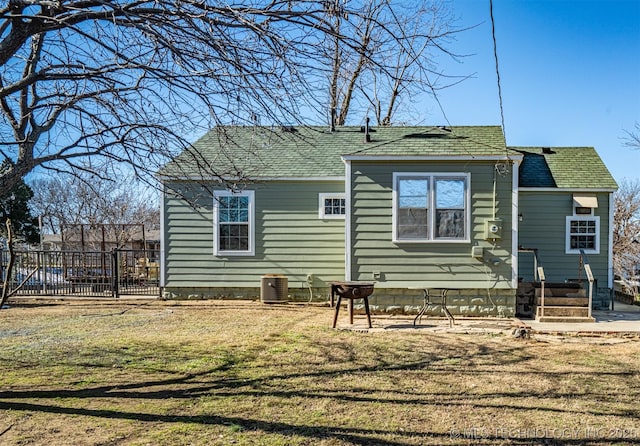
[319,193,346,219]
[566,216,599,254]
[213,190,255,256]
[575,206,593,215]
[393,173,470,242]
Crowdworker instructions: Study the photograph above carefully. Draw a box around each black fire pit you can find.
[330,281,375,328]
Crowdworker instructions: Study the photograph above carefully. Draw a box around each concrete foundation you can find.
[163,286,517,318]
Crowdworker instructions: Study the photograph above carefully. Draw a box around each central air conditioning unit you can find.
[260,274,288,303]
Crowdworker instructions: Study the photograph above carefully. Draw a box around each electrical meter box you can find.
[484,219,502,240]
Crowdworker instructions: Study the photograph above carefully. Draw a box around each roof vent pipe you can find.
[330,108,336,132]
[364,117,371,143]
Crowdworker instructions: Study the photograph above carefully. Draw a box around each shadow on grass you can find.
[2,304,639,445]
[1,399,638,446]
[1,340,639,444]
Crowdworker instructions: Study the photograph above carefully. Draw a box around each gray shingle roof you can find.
[160,127,616,190]
[512,147,617,189]
[346,125,508,157]
[160,125,509,179]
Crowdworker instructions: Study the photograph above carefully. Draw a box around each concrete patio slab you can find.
[336,301,640,337]
[517,301,640,336]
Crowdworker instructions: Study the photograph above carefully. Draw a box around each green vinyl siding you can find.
[349,161,514,289]
[518,191,611,285]
[163,180,346,289]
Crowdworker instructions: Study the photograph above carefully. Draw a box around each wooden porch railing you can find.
[521,248,594,321]
[537,263,546,319]
[579,249,595,320]
[519,248,547,318]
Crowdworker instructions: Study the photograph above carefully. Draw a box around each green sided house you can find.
[159,125,617,320]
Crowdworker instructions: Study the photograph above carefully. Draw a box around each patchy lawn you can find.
[0,299,639,445]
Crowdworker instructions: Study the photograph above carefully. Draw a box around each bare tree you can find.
[29,170,159,236]
[0,1,340,195]
[1,1,463,197]
[613,179,640,298]
[326,0,463,127]
[624,122,640,150]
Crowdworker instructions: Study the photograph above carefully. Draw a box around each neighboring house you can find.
[159,125,617,318]
[39,226,159,255]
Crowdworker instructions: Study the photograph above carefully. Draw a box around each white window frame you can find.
[319,193,346,219]
[566,215,600,254]
[213,190,255,256]
[392,172,471,243]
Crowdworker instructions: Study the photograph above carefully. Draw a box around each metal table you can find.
[410,287,458,328]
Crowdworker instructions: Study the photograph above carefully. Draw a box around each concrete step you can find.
[536,297,589,307]
[535,315,596,323]
[536,306,591,318]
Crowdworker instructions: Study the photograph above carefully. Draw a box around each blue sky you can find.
[429,0,640,183]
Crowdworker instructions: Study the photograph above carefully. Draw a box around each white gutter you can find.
[342,154,523,162]
[519,187,617,193]
[157,175,345,182]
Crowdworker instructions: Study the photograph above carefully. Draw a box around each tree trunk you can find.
[0,219,15,309]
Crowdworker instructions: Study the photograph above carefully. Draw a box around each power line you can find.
[490,0,507,143]
[417,1,513,159]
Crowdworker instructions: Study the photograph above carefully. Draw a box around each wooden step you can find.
[535,315,596,323]
[533,282,581,290]
[535,288,586,298]
[537,297,588,307]
[536,306,591,318]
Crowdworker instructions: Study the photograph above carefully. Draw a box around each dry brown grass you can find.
[0,299,639,445]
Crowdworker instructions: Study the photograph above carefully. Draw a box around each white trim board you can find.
[342,155,523,162]
[159,175,345,182]
[511,159,521,289]
[519,187,617,193]
[344,161,352,281]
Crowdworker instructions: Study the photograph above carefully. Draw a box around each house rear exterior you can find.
[160,125,617,318]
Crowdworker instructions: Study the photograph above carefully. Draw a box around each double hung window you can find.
[213,191,255,256]
[393,173,469,242]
